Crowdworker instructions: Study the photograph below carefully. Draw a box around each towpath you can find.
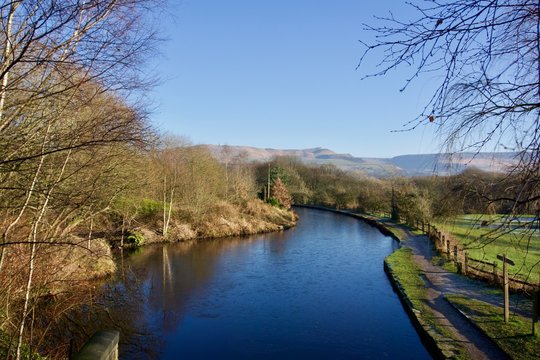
[383,220,533,359]
[297,206,534,359]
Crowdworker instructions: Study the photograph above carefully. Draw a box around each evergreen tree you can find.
[271,177,293,209]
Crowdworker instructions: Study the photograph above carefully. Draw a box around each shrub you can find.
[267,198,280,207]
[127,231,145,247]
[138,198,161,218]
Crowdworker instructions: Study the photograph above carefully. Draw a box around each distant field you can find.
[435,214,540,284]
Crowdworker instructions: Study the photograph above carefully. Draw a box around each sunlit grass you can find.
[386,248,469,359]
[446,294,540,360]
[386,248,426,305]
[434,215,540,283]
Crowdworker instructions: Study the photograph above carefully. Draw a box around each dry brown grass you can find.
[194,199,297,238]
[136,199,297,241]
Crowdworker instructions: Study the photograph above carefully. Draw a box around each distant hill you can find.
[203,145,519,178]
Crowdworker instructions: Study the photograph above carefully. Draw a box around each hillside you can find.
[203,145,518,177]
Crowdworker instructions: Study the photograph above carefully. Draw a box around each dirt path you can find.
[394,225,530,359]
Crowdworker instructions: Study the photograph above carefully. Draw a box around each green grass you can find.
[386,248,470,359]
[446,294,540,360]
[387,226,409,241]
[410,228,424,236]
[431,255,458,273]
[376,219,423,240]
[386,248,427,305]
[434,215,540,283]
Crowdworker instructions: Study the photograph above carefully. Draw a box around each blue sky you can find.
[149,1,442,158]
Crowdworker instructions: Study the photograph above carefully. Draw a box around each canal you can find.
[84,207,431,359]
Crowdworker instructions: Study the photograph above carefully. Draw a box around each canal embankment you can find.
[61,207,432,359]
[124,200,298,248]
[294,205,515,359]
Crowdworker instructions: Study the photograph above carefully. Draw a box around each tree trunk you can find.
[16,148,71,360]
[0,2,18,129]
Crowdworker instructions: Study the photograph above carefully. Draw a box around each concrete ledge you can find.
[73,330,119,360]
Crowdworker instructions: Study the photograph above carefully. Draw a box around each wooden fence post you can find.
[446,240,451,260]
[493,261,498,284]
[463,252,468,275]
[533,290,539,335]
[503,254,509,323]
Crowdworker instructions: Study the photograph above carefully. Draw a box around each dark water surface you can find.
[99,208,431,359]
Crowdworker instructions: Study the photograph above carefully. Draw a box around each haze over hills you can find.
[203,145,519,178]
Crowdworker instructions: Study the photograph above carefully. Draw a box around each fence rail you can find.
[467,257,495,267]
[417,220,539,293]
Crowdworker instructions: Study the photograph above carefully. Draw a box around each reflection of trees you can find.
[54,237,260,357]
[267,230,289,255]
[35,232,291,358]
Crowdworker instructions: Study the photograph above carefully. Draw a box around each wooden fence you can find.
[414,219,538,293]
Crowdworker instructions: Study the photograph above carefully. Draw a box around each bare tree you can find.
[359,0,540,213]
[0,1,161,358]
[154,136,191,237]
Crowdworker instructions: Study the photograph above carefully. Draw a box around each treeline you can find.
[257,157,539,223]
[113,142,297,246]
[0,116,297,358]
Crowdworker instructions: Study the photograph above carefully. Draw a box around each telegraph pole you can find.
[267,163,271,201]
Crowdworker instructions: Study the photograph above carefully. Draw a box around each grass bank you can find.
[131,199,298,247]
[446,294,540,360]
[385,247,469,359]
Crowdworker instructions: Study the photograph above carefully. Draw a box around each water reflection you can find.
[61,208,430,359]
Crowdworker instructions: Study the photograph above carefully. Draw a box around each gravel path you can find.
[396,226,534,359]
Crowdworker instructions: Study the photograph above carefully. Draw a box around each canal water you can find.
[91,207,431,359]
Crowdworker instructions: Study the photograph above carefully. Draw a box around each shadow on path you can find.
[399,229,531,359]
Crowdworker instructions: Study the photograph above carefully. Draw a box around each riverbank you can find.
[94,200,299,278]
[0,201,298,359]
[384,240,509,359]
[65,206,431,359]
[378,218,537,359]
[126,199,298,246]
[296,206,537,359]
[5,202,298,306]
